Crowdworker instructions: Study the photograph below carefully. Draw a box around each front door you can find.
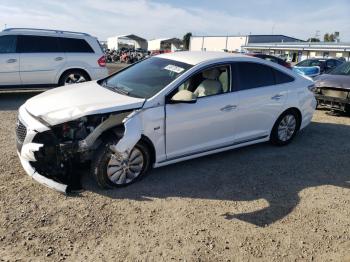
[165,64,238,159]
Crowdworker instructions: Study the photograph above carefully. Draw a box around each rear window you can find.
[59,37,94,53]
[17,35,60,53]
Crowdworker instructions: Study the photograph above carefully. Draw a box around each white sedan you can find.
[16,51,316,193]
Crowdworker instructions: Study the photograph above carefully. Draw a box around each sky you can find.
[0,0,349,41]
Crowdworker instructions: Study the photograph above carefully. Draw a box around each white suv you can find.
[0,28,108,88]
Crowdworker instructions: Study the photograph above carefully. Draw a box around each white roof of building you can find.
[157,51,248,65]
[243,42,350,51]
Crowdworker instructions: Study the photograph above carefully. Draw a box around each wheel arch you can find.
[58,68,91,85]
[96,126,156,165]
[284,107,302,130]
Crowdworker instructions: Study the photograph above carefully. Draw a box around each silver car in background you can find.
[0,28,108,89]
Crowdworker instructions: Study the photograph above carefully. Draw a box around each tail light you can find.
[98,56,106,67]
[285,62,292,69]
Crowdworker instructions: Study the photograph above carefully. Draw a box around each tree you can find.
[324,33,336,42]
[307,37,320,42]
[183,32,192,50]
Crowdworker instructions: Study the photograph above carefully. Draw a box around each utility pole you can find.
[271,24,276,35]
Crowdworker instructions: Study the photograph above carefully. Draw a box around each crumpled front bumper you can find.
[16,105,69,194]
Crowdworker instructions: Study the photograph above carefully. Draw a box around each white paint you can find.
[17,51,316,192]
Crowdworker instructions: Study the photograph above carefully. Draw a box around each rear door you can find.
[0,35,20,86]
[18,35,66,85]
[232,62,292,142]
[58,37,96,71]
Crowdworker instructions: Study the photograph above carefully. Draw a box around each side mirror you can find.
[170,90,197,104]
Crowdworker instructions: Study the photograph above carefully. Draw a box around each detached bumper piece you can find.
[16,120,80,194]
[18,152,68,193]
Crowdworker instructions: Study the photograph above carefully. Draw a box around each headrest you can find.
[202,68,220,80]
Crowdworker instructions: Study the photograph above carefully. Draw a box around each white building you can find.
[148,38,183,52]
[242,42,350,62]
[190,35,302,53]
[107,34,148,50]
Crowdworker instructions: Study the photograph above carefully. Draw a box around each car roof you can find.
[1,28,93,39]
[157,51,249,65]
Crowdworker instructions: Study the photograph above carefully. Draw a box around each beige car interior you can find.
[177,66,230,98]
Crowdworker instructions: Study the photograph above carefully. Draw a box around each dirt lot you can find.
[0,76,350,261]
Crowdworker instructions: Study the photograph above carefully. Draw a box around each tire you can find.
[58,70,90,86]
[270,110,300,146]
[91,138,151,189]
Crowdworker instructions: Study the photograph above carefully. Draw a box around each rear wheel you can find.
[59,70,90,86]
[91,138,151,189]
[270,110,300,146]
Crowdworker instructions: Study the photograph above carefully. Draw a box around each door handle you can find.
[271,94,283,100]
[220,105,237,112]
[55,57,64,61]
[6,58,17,63]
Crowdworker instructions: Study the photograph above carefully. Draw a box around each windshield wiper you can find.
[102,81,129,95]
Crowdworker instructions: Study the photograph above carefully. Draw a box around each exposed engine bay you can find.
[28,110,139,192]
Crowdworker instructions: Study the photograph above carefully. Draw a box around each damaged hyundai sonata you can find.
[16,51,317,193]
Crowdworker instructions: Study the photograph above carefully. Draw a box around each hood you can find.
[314,74,350,90]
[24,81,145,125]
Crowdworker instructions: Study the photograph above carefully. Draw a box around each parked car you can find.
[295,58,344,75]
[314,62,350,113]
[0,28,108,89]
[248,53,292,68]
[16,52,316,193]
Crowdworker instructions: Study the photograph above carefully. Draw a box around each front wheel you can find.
[270,110,300,146]
[91,138,151,189]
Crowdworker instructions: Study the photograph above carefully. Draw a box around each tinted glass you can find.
[0,35,17,53]
[17,35,61,53]
[101,57,192,98]
[326,60,337,68]
[59,38,94,53]
[236,62,275,90]
[296,59,323,67]
[329,62,350,76]
[274,69,294,84]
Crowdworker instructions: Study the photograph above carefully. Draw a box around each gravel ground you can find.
[0,75,350,261]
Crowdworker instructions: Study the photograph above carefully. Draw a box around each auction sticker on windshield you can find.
[164,64,185,73]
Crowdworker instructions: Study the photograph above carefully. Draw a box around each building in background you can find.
[107,34,148,50]
[242,42,350,62]
[148,38,183,52]
[190,35,302,52]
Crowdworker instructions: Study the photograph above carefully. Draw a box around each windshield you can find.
[329,62,350,76]
[101,57,192,98]
[296,59,323,67]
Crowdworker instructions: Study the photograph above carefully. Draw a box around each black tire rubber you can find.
[270,109,300,146]
[91,138,151,189]
[58,70,90,86]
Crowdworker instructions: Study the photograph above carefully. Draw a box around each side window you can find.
[59,38,94,53]
[0,35,17,53]
[273,69,294,84]
[236,62,275,90]
[176,65,230,98]
[17,35,61,53]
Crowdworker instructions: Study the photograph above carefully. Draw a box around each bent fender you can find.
[110,110,143,157]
